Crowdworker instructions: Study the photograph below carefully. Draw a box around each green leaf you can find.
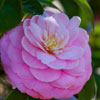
[4,89,41,100]
[0,0,23,33]
[59,0,79,18]
[4,89,27,100]
[0,0,5,9]
[78,75,96,100]
[22,0,44,15]
[26,96,41,100]
[74,0,94,30]
[45,0,54,2]
[38,0,59,10]
[94,73,100,97]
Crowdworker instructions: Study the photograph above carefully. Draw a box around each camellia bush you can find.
[0,0,98,100]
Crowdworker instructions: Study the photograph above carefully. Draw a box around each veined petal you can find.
[64,58,86,76]
[21,37,38,57]
[23,19,30,28]
[57,46,84,60]
[36,51,56,64]
[53,13,69,28]
[29,22,43,41]
[69,16,81,27]
[30,68,61,82]
[51,72,75,88]
[22,50,47,69]
[71,28,89,49]
[44,16,59,34]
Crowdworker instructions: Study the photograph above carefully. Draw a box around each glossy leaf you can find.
[94,73,100,97]
[22,0,44,15]
[74,0,94,30]
[0,0,23,33]
[0,0,5,9]
[4,89,42,100]
[4,89,27,100]
[38,0,60,11]
[26,96,41,100]
[78,75,95,100]
[90,22,100,68]
[45,0,54,2]
[59,0,79,18]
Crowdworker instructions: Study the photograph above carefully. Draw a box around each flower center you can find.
[43,36,64,54]
[43,31,65,54]
[45,36,58,51]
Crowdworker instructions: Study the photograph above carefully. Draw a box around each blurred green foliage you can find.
[90,21,100,99]
[0,0,23,33]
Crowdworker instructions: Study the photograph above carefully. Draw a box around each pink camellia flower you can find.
[0,11,92,99]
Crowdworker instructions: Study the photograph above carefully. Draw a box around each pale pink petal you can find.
[7,44,23,63]
[21,37,38,56]
[64,58,86,76]
[66,16,81,44]
[67,27,79,45]
[29,22,43,41]
[24,26,38,46]
[47,59,66,69]
[26,88,40,99]
[30,15,39,24]
[69,16,81,27]
[22,50,47,69]
[40,87,71,99]
[83,45,91,64]
[0,34,9,52]
[44,16,59,34]
[55,25,69,44]
[1,52,11,73]
[11,62,33,79]
[51,72,75,88]
[23,19,30,28]
[71,28,89,49]
[64,59,79,69]
[36,51,56,64]
[30,68,61,82]
[57,46,84,60]
[43,10,55,16]
[23,78,53,92]
[37,16,46,32]
[53,13,69,27]
[47,59,79,70]
[9,25,24,49]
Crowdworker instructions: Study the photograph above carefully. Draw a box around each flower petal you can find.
[29,22,43,41]
[64,58,86,76]
[53,13,69,28]
[22,50,47,69]
[30,68,61,82]
[36,51,56,64]
[21,37,38,57]
[66,16,81,44]
[64,59,79,69]
[47,58,79,70]
[9,25,24,49]
[44,16,58,34]
[23,19,30,28]
[47,59,66,70]
[11,62,33,79]
[57,46,84,60]
[51,72,75,88]
[69,16,81,27]
[24,26,37,47]
[71,28,89,49]
[7,44,23,63]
